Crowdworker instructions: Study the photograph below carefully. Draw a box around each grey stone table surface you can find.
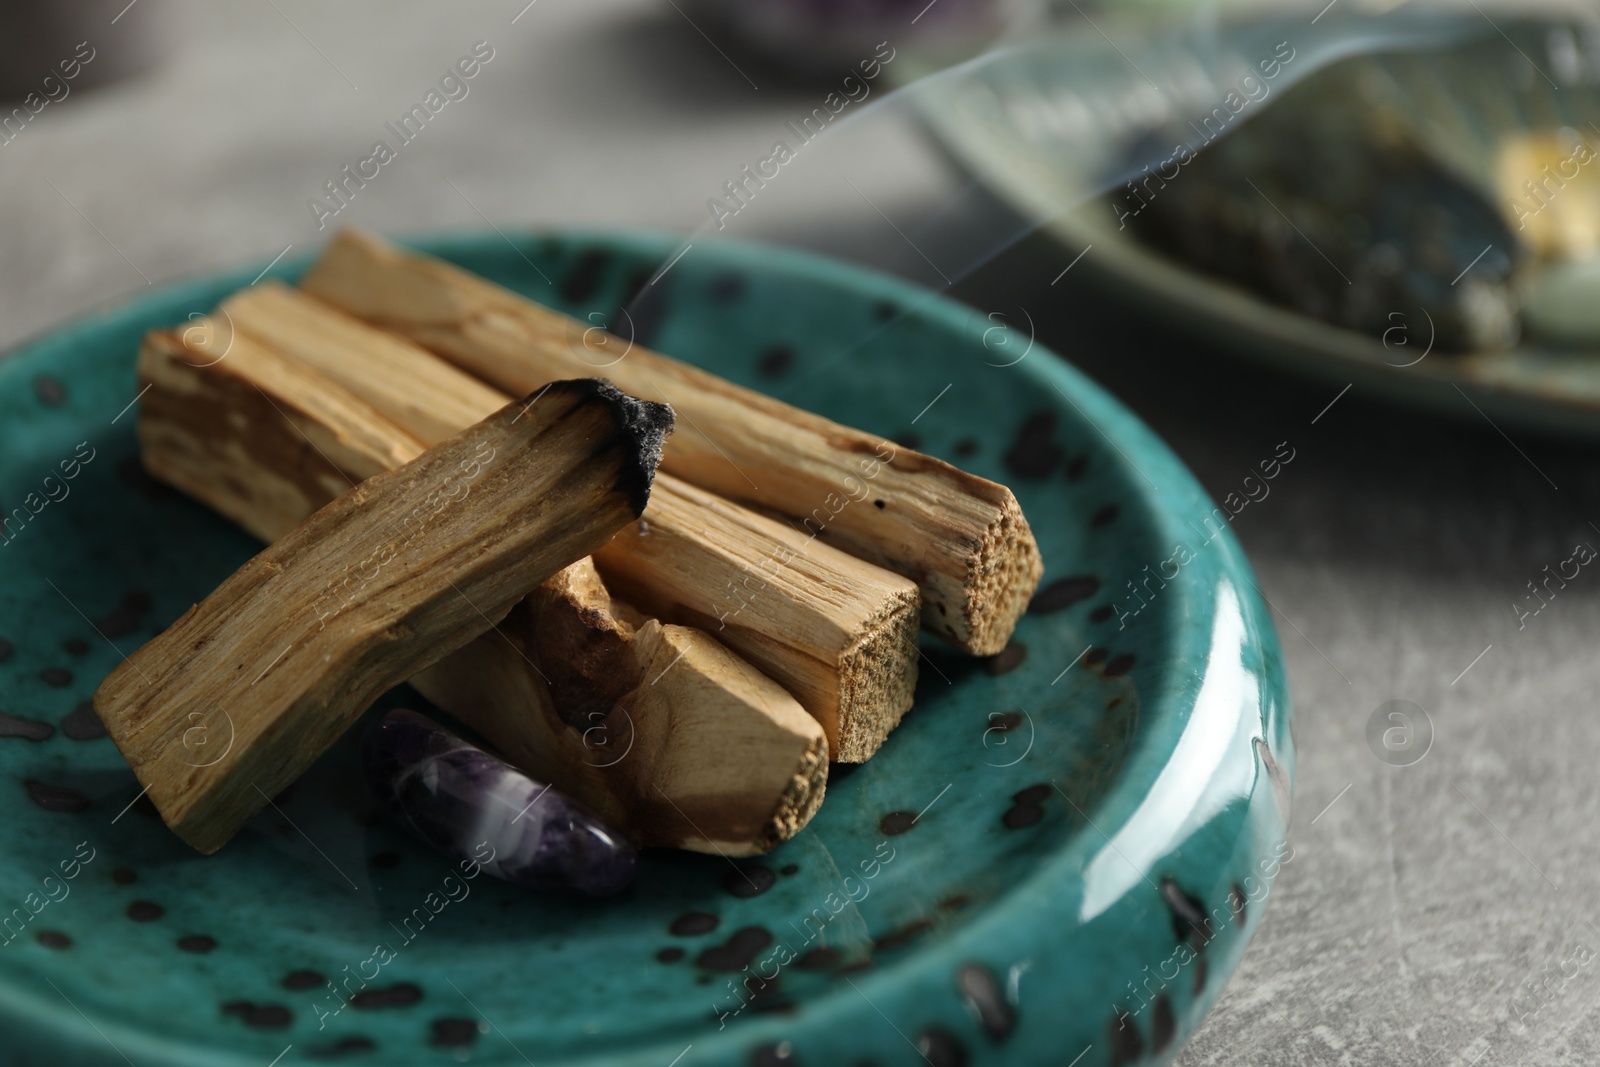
[3,3,1597,1065]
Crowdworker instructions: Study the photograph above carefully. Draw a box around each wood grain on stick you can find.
[97,374,670,853]
[137,328,829,852]
[299,228,1042,655]
[136,328,427,541]
[416,562,828,854]
[218,284,919,760]
[593,478,918,763]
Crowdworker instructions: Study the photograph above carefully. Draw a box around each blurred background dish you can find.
[906,0,1600,436]
[0,0,166,97]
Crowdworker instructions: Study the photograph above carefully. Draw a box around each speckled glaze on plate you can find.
[0,231,1291,1067]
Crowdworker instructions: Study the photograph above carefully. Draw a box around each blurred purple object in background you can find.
[681,0,1020,72]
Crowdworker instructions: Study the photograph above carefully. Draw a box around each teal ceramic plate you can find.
[0,231,1291,1067]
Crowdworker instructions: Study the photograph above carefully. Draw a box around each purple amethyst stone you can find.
[361,709,636,897]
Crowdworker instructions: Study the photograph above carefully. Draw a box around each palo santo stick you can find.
[300,227,1043,654]
[96,377,671,853]
[592,479,919,761]
[137,330,829,852]
[415,562,828,854]
[217,282,507,446]
[218,284,919,760]
[136,328,428,541]
[525,556,649,727]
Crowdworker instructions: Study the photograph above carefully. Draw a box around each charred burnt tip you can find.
[546,378,673,516]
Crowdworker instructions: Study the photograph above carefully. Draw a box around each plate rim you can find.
[0,227,1293,1067]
